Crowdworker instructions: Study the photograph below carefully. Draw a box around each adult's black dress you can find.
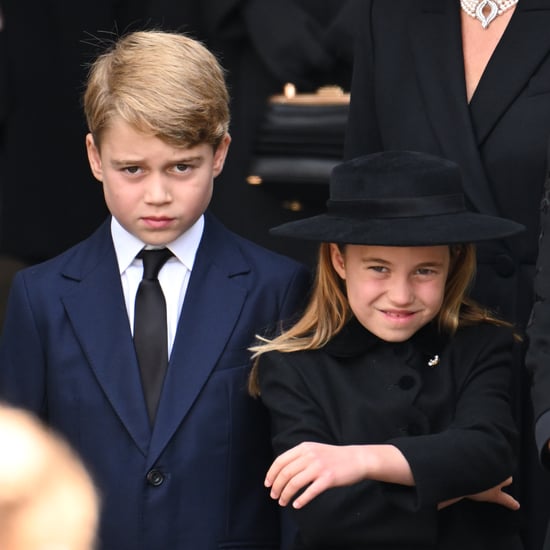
[344,2,550,549]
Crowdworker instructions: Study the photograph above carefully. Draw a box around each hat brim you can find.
[269,212,525,245]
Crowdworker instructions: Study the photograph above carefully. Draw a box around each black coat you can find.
[344,2,550,546]
[258,318,522,550]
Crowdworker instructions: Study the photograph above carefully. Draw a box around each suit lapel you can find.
[409,0,500,214]
[470,0,550,143]
[148,215,250,466]
[61,222,151,455]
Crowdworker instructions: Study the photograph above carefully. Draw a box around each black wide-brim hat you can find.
[270,151,525,245]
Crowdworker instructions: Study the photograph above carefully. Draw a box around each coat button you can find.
[494,254,515,277]
[398,375,415,390]
[146,469,165,487]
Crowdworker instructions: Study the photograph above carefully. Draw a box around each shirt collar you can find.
[110,215,204,274]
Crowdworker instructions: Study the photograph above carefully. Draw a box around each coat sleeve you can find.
[387,324,519,508]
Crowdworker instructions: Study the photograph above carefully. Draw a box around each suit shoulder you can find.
[13,221,111,284]
[206,214,311,276]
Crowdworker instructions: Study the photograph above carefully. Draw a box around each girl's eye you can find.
[416,268,436,276]
[369,265,388,273]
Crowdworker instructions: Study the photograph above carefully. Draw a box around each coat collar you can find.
[324,316,447,368]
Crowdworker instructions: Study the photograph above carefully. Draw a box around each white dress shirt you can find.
[111,216,203,357]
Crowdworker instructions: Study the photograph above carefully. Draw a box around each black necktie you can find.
[134,248,173,423]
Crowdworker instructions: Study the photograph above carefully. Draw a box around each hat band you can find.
[327,193,466,219]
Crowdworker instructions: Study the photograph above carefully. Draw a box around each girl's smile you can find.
[330,244,451,342]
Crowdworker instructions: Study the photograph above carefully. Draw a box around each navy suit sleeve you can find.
[0,270,47,414]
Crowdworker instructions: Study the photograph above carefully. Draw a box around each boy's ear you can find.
[212,133,231,178]
[85,133,103,182]
[330,243,347,280]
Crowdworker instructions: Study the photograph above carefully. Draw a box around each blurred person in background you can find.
[0,404,99,550]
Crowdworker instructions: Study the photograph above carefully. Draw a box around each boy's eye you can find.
[174,163,191,173]
[123,166,141,175]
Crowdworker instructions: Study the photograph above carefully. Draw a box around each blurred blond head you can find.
[0,404,99,550]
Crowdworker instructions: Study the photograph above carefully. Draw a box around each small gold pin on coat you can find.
[428,355,440,367]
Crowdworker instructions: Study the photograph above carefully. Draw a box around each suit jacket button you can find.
[494,254,515,277]
[146,469,165,487]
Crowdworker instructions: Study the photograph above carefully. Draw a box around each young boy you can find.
[0,30,310,549]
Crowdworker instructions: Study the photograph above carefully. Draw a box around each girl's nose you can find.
[387,276,414,305]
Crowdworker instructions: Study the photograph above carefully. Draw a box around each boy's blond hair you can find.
[84,30,230,149]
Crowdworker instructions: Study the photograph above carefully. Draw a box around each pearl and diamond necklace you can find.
[460,0,518,29]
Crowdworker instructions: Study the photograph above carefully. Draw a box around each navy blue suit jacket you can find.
[0,213,311,550]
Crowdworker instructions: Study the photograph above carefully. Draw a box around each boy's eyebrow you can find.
[171,154,203,164]
[110,154,204,167]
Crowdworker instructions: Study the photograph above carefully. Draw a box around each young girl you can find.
[249,151,525,549]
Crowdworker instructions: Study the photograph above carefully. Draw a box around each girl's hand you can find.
[264,441,413,509]
[438,476,520,510]
[264,442,368,508]
[467,476,519,509]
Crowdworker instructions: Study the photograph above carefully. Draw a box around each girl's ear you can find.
[85,133,103,182]
[330,243,346,280]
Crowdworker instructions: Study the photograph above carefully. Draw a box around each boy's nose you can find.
[144,176,171,203]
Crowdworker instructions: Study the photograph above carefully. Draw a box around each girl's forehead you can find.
[343,244,450,260]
